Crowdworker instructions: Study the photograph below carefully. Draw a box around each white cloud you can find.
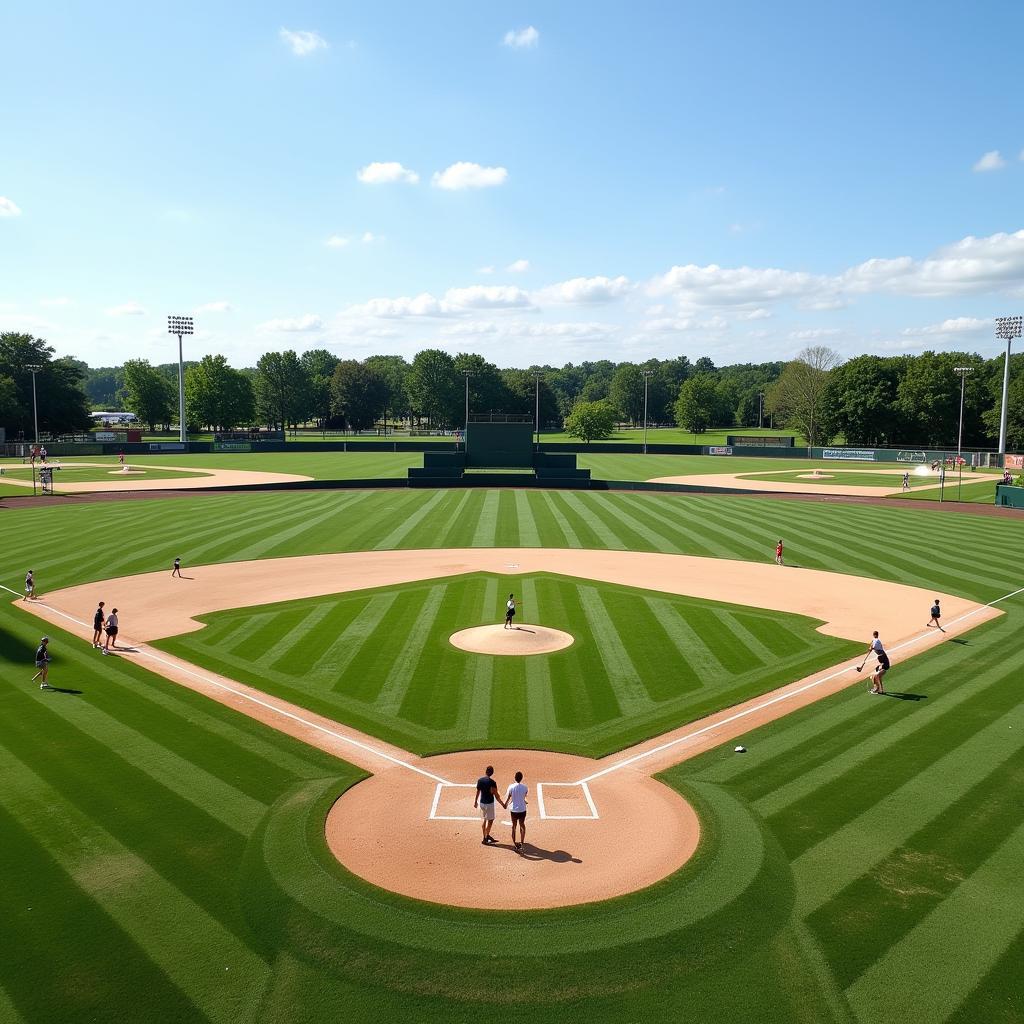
[361,231,379,243]
[739,308,771,320]
[196,301,233,313]
[450,320,613,341]
[106,302,146,316]
[973,150,1006,172]
[39,296,72,307]
[431,162,508,190]
[506,258,530,273]
[477,266,495,275]
[256,314,324,333]
[445,285,532,310]
[537,275,631,305]
[340,284,532,320]
[503,26,539,49]
[357,162,419,185]
[788,328,844,340]
[900,316,990,336]
[279,28,328,56]
[0,197,22,217]
[648,264,825,306]
[325,235,350,248]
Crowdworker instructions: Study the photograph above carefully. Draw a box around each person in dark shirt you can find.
[92,601,105,647]
[473,765,506,845]
[32,637,51,690]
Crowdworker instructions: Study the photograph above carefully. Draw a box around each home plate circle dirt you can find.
[449,623,574,656]
[325,749,700,909]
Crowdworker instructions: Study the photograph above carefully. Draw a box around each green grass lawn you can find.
[0,463,211,484]
[740,470,925,489]
[891,475,1003,504]
[155,572,857,757]
[2,489,1023,1022]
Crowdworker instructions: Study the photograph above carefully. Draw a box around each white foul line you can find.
[577,583,1024,785]
[3,584,453,786]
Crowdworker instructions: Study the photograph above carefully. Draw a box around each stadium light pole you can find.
[25,364,43,442]
[168,315,194,444]
[642,369,655,454]
[462,370,472,440]
[953,366,974,502]
[532,372,542,449]
[758,391,764,429]
[995,316,1022,457]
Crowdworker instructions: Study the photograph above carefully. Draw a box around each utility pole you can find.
[953,366,974,502]
[167,315,194,444]
[26,364,42,442]
[642,369,655,453]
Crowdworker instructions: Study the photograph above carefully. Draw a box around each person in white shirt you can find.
[103,608,120,653]
[864,630,889,695]
[506,771,529,851]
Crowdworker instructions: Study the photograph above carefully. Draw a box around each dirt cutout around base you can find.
[648,466,955,497]
[450,623,574,655]
[1,460,311,493]
[17,548,999,910]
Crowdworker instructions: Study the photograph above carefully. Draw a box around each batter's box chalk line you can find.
[428,781,599,822]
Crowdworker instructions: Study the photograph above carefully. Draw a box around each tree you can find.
[405,349,462,428]
[564,399,616,443]
[674,374,719,434]
[185,355,254,430]
[300,349,339,428]
[765,346,841,447]
[254,350,310,430]
[609,364,646,425]
[454,353,509,414]
[122,359,174,431]
[693,356,717,376]
[982,351,1024,448]
[330,360,387,430]
[897,350,990,447]
[0,332,92,437]
[82,366,124,408]
[500,369,560,427]
[364,355,411,425]
[825,355,908,446]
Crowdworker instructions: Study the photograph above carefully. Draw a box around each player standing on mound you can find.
[504,593,516,629]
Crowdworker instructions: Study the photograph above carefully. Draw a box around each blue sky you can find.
[2,0,1023,369]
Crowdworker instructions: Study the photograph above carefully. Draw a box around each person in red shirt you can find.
[775,539,784,566]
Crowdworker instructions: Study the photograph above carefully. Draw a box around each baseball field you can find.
[3,471,1023,1023]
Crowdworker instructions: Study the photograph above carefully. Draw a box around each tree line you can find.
[1,329,1022,449]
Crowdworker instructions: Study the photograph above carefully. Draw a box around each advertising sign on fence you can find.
[708,446,733,456]
[213,442,252,452]
[1005,454,1024,469]
[896,450,927,464]
[149,442,186,451]
[821,448,876,461]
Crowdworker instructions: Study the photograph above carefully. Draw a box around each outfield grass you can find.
[741,470,933,489]
[0,463,210,484]
[2,489,1023,1022]
[891,476,1003,504]
[156,572,857,757]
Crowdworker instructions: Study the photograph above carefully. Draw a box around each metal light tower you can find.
[995,316,1022,456]
[642,369,655,454]
[168,315,194,443]
[462,370,472,437]
[26,364,42,442]
[953,365,974,501]
[758,391,764,429]
[532,371,542,449]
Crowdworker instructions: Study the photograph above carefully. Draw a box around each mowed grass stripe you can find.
[0,984,23,1024]
[471,490,502,548]
[843,821,1024,1024]
[615,494,718,556]
[229,491,357,562]
[465,576,499,738]
[642,597,714,693]
[791,700,1024,916]
[373,489,450,549]
[577,585,654,714]
[434,489,478,548]
[312,593,400,689]
[375,583,449,716]
[264,603,340,672]
[0,801,203,1024]
[552,491,628,550]
[513,489,541,547]
[0,741,269,1024]
[536,489,582,547]
[32,690,265,834]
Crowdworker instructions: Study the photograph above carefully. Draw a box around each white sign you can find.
[94,431,117,442]
[708,446,733,455]
[822,448,876,461]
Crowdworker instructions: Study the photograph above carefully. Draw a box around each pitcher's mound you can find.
[450,624,574,656]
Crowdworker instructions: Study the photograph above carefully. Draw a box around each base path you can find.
[13,549,1000,910]
[648,466,958,497]
[0,461,311,493]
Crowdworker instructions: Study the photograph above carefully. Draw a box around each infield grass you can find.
[155,572,858,757]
